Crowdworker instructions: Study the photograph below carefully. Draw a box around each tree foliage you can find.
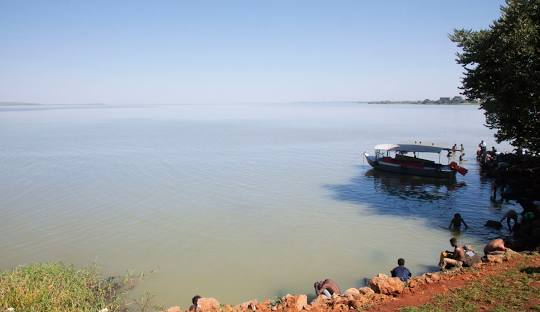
[450,0,540,153]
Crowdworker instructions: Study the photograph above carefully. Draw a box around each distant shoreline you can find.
[364,101,477,105]
[0,101,41,106]
[0,102,105,106]
[0,101,479,107]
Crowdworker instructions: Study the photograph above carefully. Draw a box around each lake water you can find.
[0,103,516,306]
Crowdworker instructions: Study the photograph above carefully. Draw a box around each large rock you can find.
[255,300,272,312]
[344,288,360,296]
[407,277,423,289]
[425,272,440,282]
[348,296,370,309]
[486,254,503,263]
[234,299,258,311]
[358,287,375,296]
[283,294,308,311]
[368,273,405,295]
[198,297,220,312]
[331,295,349,306]
[310,294,330,306]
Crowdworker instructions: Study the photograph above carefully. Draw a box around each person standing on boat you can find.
[449,213,468,230]
[478,140,487,150]
[478,140,487,160]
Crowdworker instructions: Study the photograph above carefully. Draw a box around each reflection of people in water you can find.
[446,181,466,191]
[449,213,468,230]
[491,180,500,201]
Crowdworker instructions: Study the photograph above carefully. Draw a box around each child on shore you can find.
[391,258,412,282]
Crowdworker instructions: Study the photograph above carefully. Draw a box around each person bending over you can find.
[391,258,412,282]
[314,279,341,299]
[500,210,519,231]
[484,238,506,256]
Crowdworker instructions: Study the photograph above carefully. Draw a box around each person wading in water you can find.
[449,213,468,231]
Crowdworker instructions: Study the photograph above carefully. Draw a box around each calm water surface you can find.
[0,103,515,306]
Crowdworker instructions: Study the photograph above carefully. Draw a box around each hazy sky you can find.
[1,0,504,104]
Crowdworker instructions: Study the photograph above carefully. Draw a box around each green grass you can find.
[0,262,125,312]
[400,260,540,312]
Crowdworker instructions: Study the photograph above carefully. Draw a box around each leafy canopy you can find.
[450,0,540,154]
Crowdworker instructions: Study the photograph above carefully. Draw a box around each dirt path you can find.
[367,254,540,312]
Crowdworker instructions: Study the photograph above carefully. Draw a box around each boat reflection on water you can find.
[365,169,466,201]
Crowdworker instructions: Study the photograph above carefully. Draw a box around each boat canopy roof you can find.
[374,144,450,153]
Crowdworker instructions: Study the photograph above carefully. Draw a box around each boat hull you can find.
[365,154,456,179]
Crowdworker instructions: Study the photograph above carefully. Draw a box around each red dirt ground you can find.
[366,254,540,312]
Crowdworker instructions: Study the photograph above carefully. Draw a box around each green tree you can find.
[450,0,540,154]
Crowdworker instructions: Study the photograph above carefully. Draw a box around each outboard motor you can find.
[450,161,469,176]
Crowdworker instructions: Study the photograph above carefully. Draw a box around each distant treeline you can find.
[367,96,477,105]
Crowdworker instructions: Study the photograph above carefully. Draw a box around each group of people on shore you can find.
[440,237,507,271]
[310,235,507,301]
[189,207,526,307]
[313,257,413,299]
[311,195,518,299]
[308,234,508,303]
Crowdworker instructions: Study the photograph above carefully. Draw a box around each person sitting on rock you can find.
[484,238,506,256]
[449,213,468,231]
[439,237,466,270]
[391,258,411,282]
[500,209,519,231]
[314,279,341,299]
[189,295,201,311]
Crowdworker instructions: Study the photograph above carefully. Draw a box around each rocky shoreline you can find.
[163,250,530,312]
